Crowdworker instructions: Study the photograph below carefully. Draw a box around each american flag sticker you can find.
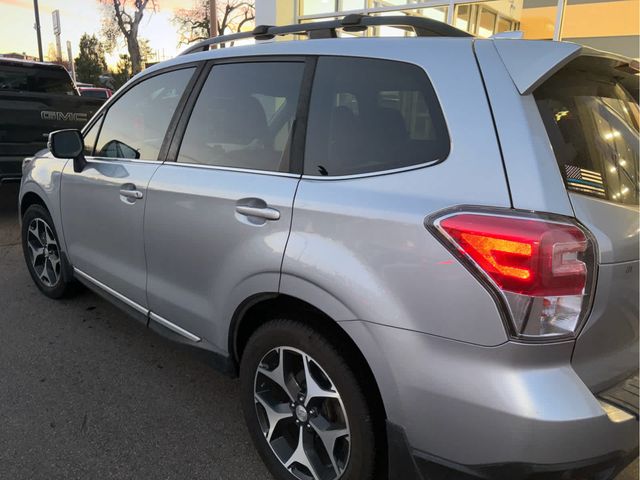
[564,165,606,196]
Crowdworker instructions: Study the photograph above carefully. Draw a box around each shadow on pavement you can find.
[0,182,20,246]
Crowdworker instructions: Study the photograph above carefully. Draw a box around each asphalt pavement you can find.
[0,183,637,480]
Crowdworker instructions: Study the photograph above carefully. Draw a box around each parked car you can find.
[77,86,113,102]
[0,57,102,184]
[19,15,639,480]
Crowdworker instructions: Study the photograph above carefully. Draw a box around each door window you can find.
[176,62,305,173]
[304,57,449,177]
[94,67,194,161]
[82,115,103,156]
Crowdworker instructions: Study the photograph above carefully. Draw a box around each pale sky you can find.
[0,0,188,67]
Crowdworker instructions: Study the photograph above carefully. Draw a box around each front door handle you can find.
[235,205,280,221]
[119,183,143,203]
[120,189,143,200]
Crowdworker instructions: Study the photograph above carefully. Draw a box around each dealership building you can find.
[256,0,639,59]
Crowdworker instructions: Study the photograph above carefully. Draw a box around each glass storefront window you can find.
[369,0,424,6]
[340,0,365,10]
[301,0,337,16]
[477,8,497,37]
[371,7,448,35]
[496,16,512,32]
[454,4,473,31]
[454,1,520,37]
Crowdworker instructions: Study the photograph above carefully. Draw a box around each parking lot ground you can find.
[0,183,637,480]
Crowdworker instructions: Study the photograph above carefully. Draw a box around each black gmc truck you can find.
[0,57,102,183]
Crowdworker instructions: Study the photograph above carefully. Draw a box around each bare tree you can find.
[100,0,157,74]
[173,0,255,46]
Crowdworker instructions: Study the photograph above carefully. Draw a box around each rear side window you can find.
[535,65,639,205]
[177,62,305,172]
[95,67,194,161]
[0,64,76,95]
[304,57,449,177]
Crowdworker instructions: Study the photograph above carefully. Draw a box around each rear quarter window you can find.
[535,63,639,206]
[304,57,450,177]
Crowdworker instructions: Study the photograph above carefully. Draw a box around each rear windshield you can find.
[535,63,639,206]
[0,64,77,95]
[80,89,108,99]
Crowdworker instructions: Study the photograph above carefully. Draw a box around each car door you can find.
[143,59,309,347]
[60,66,196,313]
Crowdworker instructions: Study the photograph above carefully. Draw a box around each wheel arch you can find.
[230,292,389,467]
[20,190,49,218]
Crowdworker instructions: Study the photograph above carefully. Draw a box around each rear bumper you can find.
[388,420,636,479]
[0,156,24,183]
[339,322,639,478]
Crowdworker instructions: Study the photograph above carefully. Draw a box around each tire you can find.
[240,319,378,480]
[21,204,72,299]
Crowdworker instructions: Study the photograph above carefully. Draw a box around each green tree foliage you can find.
[111,54,132,89]
[74,34,108,85]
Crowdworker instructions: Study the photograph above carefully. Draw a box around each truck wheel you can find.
[240,319,378,480]
[21,204,72,299]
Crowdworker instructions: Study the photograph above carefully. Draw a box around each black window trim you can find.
[165,55,313,177]
[301,55,451,181]
[83,113,104,156]
[82,61,203,163]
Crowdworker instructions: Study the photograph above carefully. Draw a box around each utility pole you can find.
[52,10,62,62]
[210,0,217,37]
[66,41,76,82]
[33,0,43,61]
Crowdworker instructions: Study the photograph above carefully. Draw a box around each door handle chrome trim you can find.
[235,205,280,221]
[73,267,149,316]
[119,189,144,200]
[149,312,201,343]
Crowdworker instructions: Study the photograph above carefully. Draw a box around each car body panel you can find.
[144,164,300,348]
[569,193,640,265]
[283,38,511,346]
[569,193,640,392]
[473,40,575,216]
[340,320,638,466]
[492,39,582,95]
[60,157,161,309]
[19,151,68,250]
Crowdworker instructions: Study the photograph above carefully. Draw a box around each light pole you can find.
[33,0,43,61]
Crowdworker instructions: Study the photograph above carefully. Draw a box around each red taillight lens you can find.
[439,215,587,296]
[433,211,595,340]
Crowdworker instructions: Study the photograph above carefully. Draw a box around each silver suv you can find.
[19,15,639,480]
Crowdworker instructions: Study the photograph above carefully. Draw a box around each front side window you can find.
[82,115,103,156]
[177,62,305,172]
[536,64,639,205]
[304,57,449,176]
[94,68,194,161]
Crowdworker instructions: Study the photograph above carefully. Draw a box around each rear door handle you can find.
[235,205,280,221]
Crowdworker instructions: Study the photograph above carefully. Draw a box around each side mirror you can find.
[48,129,87,173]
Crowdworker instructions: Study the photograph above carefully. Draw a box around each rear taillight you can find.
[432,211,596,340]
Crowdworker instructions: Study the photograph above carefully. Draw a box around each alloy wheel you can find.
[254,346,351,480]
[26,217,61,287]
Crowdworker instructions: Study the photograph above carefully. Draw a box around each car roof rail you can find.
[179,13,472,56]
